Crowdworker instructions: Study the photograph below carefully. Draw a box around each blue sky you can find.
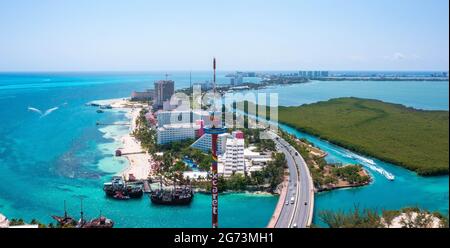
[0,0,448,71]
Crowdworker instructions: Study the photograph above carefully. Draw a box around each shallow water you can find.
[0,72,276,227]
[0,73,448,227]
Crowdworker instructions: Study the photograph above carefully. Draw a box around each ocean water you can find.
[0,72,276,227]
[252,80,449,110]
[246,79,449,225]
[0,72,448,227]
[279,125,449,227]
[238,106,449,227]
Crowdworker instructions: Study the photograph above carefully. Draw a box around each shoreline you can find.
[280,120,449,177]
[92,98,154,181]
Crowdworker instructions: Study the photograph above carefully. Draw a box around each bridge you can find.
[268,131,314,228]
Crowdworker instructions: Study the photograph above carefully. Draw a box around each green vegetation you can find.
[320,206,449,228]
[9,218,48,228]
[280,130,370,190]
[192,152,287,193]
[237,128,276,151]
[132,109,157,154]
[254,97,448,176]
[332,165,370,185]
[180,147,214,172]
[250,152,286,190]
[319,207,384,228]
[132,108,285,192]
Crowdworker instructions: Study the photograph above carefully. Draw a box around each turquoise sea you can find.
[0,72,448,227]
[0,72,276,227]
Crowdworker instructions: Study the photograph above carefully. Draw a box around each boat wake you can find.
[349,153,395,181]
[326,146,395,181]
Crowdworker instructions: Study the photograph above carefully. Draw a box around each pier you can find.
[142,180,152,194]
[96,122,130,126]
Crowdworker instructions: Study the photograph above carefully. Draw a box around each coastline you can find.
[271,96,449,177]
[91,98,154,181]
[279,120,449,177]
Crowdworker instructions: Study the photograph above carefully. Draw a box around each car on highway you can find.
[292,223,297,228]
[290,196,295,204]
[304,201,308,206]
[285,201,289,205]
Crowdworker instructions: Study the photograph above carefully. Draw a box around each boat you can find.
[75,199,87,228]
[103,176,143,199]
[86,103,100,107]
[150,186,194,205]
[82,214,114,228]
[51,200,76,227]
[96,109,104,113]
[100,104,112,109]
[112,190,131,200]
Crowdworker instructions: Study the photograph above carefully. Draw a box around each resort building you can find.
[131,89,154,102]
[156,110,192,127]
[156,110,222,128]
[222,131,246,177]
[183,171,208,180]
[191,133,230,155]
[193,110,223,128]
[218,142,273,177]
[156,123,199,145]
[154,80,174,109]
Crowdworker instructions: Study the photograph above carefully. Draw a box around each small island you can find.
[279,131,371,192]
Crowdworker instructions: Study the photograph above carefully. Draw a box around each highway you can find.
[270,131,314,228]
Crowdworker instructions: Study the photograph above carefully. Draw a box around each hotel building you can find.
[222,131,246,177]
[156,123,199,145]
[154,80,174,109]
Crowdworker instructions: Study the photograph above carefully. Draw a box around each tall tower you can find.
[204,58,226,228]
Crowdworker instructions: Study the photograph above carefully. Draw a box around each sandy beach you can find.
[92,98,154,180]
[119,107,153,180]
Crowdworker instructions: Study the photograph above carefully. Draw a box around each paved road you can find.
[270,132,314,228]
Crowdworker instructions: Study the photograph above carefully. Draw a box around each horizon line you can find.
[0,69,448,74]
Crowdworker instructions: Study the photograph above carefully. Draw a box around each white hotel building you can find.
[190,133,230,155]
[156,110,222,127]
[222,131,246,177]
[156,123,199,145]
[156,110,223,145]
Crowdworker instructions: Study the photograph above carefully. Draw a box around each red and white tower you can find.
[204,58,226,228]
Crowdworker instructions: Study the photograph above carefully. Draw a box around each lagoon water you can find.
[0,72,448,227]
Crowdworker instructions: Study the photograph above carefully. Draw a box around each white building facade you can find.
[222,131,245,177]
[156,123,198,145]
[190,133,230,155]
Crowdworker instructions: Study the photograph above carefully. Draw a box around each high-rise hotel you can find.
[154,80,175,109]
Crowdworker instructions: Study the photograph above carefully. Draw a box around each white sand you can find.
[99,99,155,181]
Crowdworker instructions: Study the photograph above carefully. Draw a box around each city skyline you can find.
[0,0,448,72]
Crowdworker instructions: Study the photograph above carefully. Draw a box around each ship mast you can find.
[64,200,68,219]
[80,198,84,223]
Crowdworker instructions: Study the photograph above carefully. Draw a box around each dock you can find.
[143,180,152,194]
[96,122,130,126]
